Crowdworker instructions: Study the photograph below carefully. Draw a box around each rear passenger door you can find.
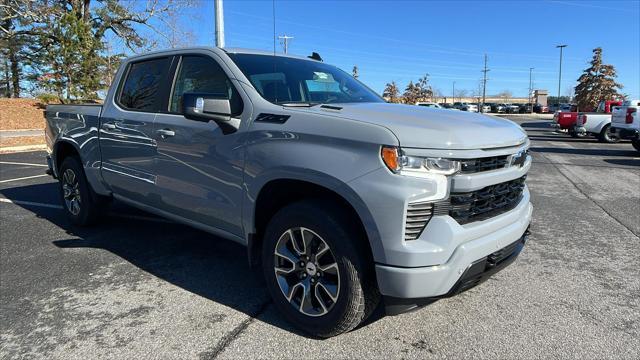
[99,56,172,204]
[151,54,248,237]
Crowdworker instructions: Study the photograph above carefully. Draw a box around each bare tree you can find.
[454,89,468,101]
[496,90,513,102]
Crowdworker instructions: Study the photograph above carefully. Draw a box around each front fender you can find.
[243,167,384,262]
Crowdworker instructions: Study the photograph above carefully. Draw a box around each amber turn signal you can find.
[381,146,401,172]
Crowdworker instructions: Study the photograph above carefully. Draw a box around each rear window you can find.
[118,57,171,112]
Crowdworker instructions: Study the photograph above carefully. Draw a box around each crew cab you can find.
[45,47,532,337]
[573,100,623,142]
[610,99,640,152]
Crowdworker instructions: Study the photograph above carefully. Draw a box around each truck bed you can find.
[45,104,104,183]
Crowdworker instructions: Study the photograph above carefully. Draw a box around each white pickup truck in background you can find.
[573,101,621,143]
[610,99,640,152]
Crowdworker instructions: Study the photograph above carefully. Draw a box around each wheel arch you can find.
[53,139,81,175]
[246,172,382,271]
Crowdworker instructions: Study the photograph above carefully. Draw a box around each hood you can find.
[311,102,528,149]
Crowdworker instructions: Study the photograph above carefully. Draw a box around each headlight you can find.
[381,146,460,175]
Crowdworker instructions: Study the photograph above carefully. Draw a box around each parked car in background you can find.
[461,103,478,112]
[549,103,573,113]
[533,104,549,113]
[573,100,624,142]
[439,103,460,110]
[43,47,532,337]
[489,103,506,113]
[552,100,621,138]
[519,103,533,113]
[416,102,442,108]
[479,104,491,113]
[610,99,640,152]
[504,104,520,114]
[452,102,464,109]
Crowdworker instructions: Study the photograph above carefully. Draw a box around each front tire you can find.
[261,200,379,338]
[58,156,108,226]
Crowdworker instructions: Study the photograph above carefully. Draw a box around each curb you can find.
[0,128,44,132]
[0,144,47,154]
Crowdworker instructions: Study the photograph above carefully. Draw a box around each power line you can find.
[481,54,489,112]
[278,34,294,54]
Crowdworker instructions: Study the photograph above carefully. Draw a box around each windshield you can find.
[227,53,383,105]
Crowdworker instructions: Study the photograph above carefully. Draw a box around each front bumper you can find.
[374,195,532,302]
[383,226,530,315]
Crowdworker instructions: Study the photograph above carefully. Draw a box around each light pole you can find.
[556,45,567,107]
[214,0,225,48]
[529,67,534,114]
[452,81,456,104]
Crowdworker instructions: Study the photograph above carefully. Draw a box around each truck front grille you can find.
[404,176,526,240]
[441,176,526,224]
[459,155,509,173]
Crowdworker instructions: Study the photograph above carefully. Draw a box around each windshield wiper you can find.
[278,102,321,107]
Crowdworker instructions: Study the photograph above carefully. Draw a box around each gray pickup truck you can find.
[45,47,532,337]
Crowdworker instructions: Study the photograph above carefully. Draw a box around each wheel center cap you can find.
[305,262,317,276]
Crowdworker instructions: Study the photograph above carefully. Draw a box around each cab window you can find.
[118,57,171,112]
[170,55,243,117]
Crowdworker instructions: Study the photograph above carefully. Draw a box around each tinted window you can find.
[228,54,383,105]
[119,58,170,111]
[170,55,243,116]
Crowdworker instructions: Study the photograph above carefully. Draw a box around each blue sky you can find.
[179,0,639,98]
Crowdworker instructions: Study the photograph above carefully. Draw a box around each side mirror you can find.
[182,92,232,123]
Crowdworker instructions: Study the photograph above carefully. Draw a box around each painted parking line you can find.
[0,161,48,167]
[0,198,63,209]
[0,174,49,183]
[0,197,173,223]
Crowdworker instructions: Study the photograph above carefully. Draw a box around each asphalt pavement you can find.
[1,117,639,359]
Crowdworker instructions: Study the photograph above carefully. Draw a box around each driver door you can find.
[151,54,247,237]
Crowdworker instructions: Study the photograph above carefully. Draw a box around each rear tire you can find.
[261,200,379,338]
[632,139,640,153]
[58,156,108,226]
[598,124,619,143]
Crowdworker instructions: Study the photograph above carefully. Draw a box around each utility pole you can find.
[214,0,225,48]
[481,54,489,113]
[556,44,567,107]
[278,34,294,54]
[529,67,534,114]
[452,81,456,103]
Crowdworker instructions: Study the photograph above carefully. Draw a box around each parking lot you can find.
[0,116,638,359]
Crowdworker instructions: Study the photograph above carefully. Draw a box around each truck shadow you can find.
[1,182,387,338]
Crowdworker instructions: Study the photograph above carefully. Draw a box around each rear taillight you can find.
[578,115,585,125]
[626,108,636,124]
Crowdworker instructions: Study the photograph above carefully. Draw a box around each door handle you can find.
[156,129,175,138]
[101,123,116,130]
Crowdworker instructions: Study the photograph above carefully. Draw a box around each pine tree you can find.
[403,81,421,104]
[382,81,400,103]
[574,47,623,111]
